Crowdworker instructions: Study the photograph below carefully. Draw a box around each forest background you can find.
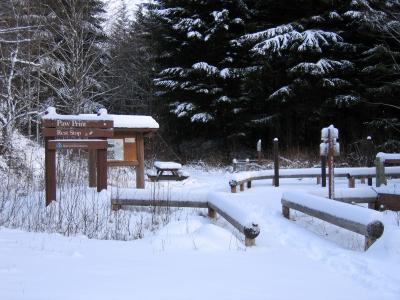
[1,0,399,163]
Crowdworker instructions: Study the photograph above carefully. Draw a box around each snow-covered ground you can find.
[1,166,400,300]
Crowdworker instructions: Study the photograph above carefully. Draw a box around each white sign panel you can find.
[107,139,124,161]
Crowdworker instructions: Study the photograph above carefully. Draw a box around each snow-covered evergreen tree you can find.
[148,0,251,142]
[238,0,361,146]
[343,0,400,149]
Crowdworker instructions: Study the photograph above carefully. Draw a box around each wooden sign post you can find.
[42,108,113,206]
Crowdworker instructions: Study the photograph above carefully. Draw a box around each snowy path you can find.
[1,167,400,299]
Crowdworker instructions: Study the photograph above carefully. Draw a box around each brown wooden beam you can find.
[136,133,145,188]
[88,149,97,188]
[45,139,56,206]
[96,148,107,192]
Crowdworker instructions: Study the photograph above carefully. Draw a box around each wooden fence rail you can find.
[281,192,384,250]
[229,166,400,193]
[112,190,260,246]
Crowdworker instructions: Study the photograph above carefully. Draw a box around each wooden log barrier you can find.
[281,192,384,250]
[111,192,260,246]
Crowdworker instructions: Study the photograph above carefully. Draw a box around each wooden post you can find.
[245,237,255,247]
[112,203,122,211]
[257,139,262,163]
[231,185,237,193]
[282,205,290,219]
[208,207,216,219]
[348,176,355,188]
[240,183,245,191]
[96,148,107,192]
[88,149,97,188]
[366,136,374,186]
[321,156,326,187]
[327,129,334,199]
[375,157,386,187]
[273,138,279,187]
[247,181,252,189]
[365,237,376,251]
[317,176,321,185]
[45,139,56,206]
[232,159,237,172]
[136,133,145,189]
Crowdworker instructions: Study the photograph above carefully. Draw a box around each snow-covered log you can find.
[281,191,384,250]
[111,189,260,246]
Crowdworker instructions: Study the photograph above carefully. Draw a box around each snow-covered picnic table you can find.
[147,161,189,182]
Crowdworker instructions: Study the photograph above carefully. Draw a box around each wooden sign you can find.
[48,140,107,150]
[43,119,113,129]
[43,127,113,138]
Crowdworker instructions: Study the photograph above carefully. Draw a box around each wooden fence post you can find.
[375,157,386,187]
[273,138,279,187]
[257,139,262,163]
[366,136,374,186]
[321,155,326,187]
[88,149,97,188]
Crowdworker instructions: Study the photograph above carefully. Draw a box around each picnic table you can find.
[147,161,189,182]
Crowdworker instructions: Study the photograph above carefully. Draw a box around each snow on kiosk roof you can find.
[43,107,159,131]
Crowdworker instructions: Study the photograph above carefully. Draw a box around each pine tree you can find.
[148,0,251,145]
[342,0,400,150]
[238,0,360,147]
[107,2,157,116]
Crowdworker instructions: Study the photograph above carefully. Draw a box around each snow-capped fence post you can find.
[375,157,386,187]
[321,125,339,199]
[232,159,238,173]
[257,139,262,163]
[273,138,279,187]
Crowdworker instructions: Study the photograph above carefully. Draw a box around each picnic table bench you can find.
[147,161,189,182]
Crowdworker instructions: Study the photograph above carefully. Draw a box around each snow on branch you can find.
[251,29,342,56]
[238,24,299,44]
[290,59,353,76]
[170,102,195,118]
[268,85,293,101]
[297,30,342,52]
[159,67,185,77]
[191,112,214,123]
[192,62,219,75]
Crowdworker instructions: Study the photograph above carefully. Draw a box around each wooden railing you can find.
[281,191,384,250]
[112,189,260,246]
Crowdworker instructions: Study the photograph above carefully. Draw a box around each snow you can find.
[109,114,159,129]
[1,164,400,299]
[42,106,159,129]
[229,166,400,183]
[282,191,382,226]
[310,187,378,199]
[376,152,400,163]
[154,161,182,169]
